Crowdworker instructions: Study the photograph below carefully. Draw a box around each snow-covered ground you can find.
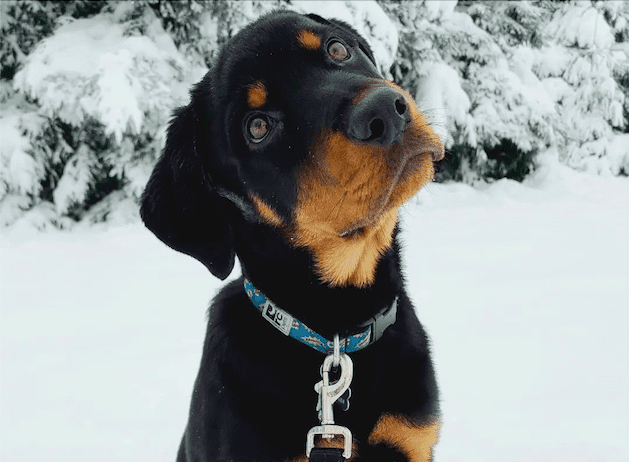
[1,162,627,461]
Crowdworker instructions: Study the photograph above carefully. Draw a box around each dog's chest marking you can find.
[368,413,441,462]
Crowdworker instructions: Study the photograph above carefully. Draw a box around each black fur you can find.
[141,10,439,462]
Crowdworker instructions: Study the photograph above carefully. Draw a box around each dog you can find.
[141,10,444,462]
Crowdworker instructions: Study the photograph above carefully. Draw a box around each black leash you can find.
[309,448,346,462]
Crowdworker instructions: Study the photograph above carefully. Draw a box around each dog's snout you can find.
[346,87,411,145]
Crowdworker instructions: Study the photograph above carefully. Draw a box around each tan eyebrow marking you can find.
[298,30,322,50]
[247,81,268,108]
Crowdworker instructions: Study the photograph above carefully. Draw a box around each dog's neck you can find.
[232,217,403,339]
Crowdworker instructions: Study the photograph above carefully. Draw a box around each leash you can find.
[244,278,399,462]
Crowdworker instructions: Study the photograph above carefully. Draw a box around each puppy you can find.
[141,10,444,462]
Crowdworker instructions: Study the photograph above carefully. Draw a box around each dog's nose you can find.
[346,87,411,145]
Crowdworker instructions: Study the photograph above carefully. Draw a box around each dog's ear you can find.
[140,103,235,280]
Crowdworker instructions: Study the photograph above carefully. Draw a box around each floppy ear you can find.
[140,104,235,280]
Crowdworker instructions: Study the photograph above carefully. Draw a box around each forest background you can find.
[1,0,628,229]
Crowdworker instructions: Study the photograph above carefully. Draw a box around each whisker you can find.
[327,191,347,221]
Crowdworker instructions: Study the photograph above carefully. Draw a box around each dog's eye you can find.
[328,41,349,61]
[248,116,269,142]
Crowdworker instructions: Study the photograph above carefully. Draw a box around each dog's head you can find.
[141,11,444,288]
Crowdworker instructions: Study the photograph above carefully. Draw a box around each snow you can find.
[0,194,31,227]
[575,134,629,176]
[532,43,574,79]
[415,61,468,145]
[541,76,573,104]
[0,84,46,205]
[421,0,457,22]
[1,163,627,461]
[546,4,615,50]
[52,145,95,215]
[13,12,187,143]
[0,112,43,198]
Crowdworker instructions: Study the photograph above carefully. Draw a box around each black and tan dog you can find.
[141,10,444,462]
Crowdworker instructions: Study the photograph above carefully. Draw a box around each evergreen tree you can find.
[381,0,628,181]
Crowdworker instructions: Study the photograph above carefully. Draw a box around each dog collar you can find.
[244,278,397,354]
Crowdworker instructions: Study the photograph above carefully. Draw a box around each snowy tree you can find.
[539,1,629,175]
[0,0,107,80]
[382,0,555,181]
[3,2,190,228]
[381,0,628,181]
[139,0,282,67]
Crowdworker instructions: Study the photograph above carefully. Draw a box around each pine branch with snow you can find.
[381,0,628,181]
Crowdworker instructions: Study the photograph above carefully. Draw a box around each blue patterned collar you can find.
[244,278,398,354]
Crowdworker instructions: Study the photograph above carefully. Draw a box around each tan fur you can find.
[247,81,268,108]
[298,30,322,50]
[250,192,284,226]
[368,414,441,462]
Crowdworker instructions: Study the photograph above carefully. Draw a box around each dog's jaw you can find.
[292,123,440,288]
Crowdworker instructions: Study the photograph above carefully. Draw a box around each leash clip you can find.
[307,337,353,460]
[315,351,353,426]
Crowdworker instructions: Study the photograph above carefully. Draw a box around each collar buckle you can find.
[356,296,398,344]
